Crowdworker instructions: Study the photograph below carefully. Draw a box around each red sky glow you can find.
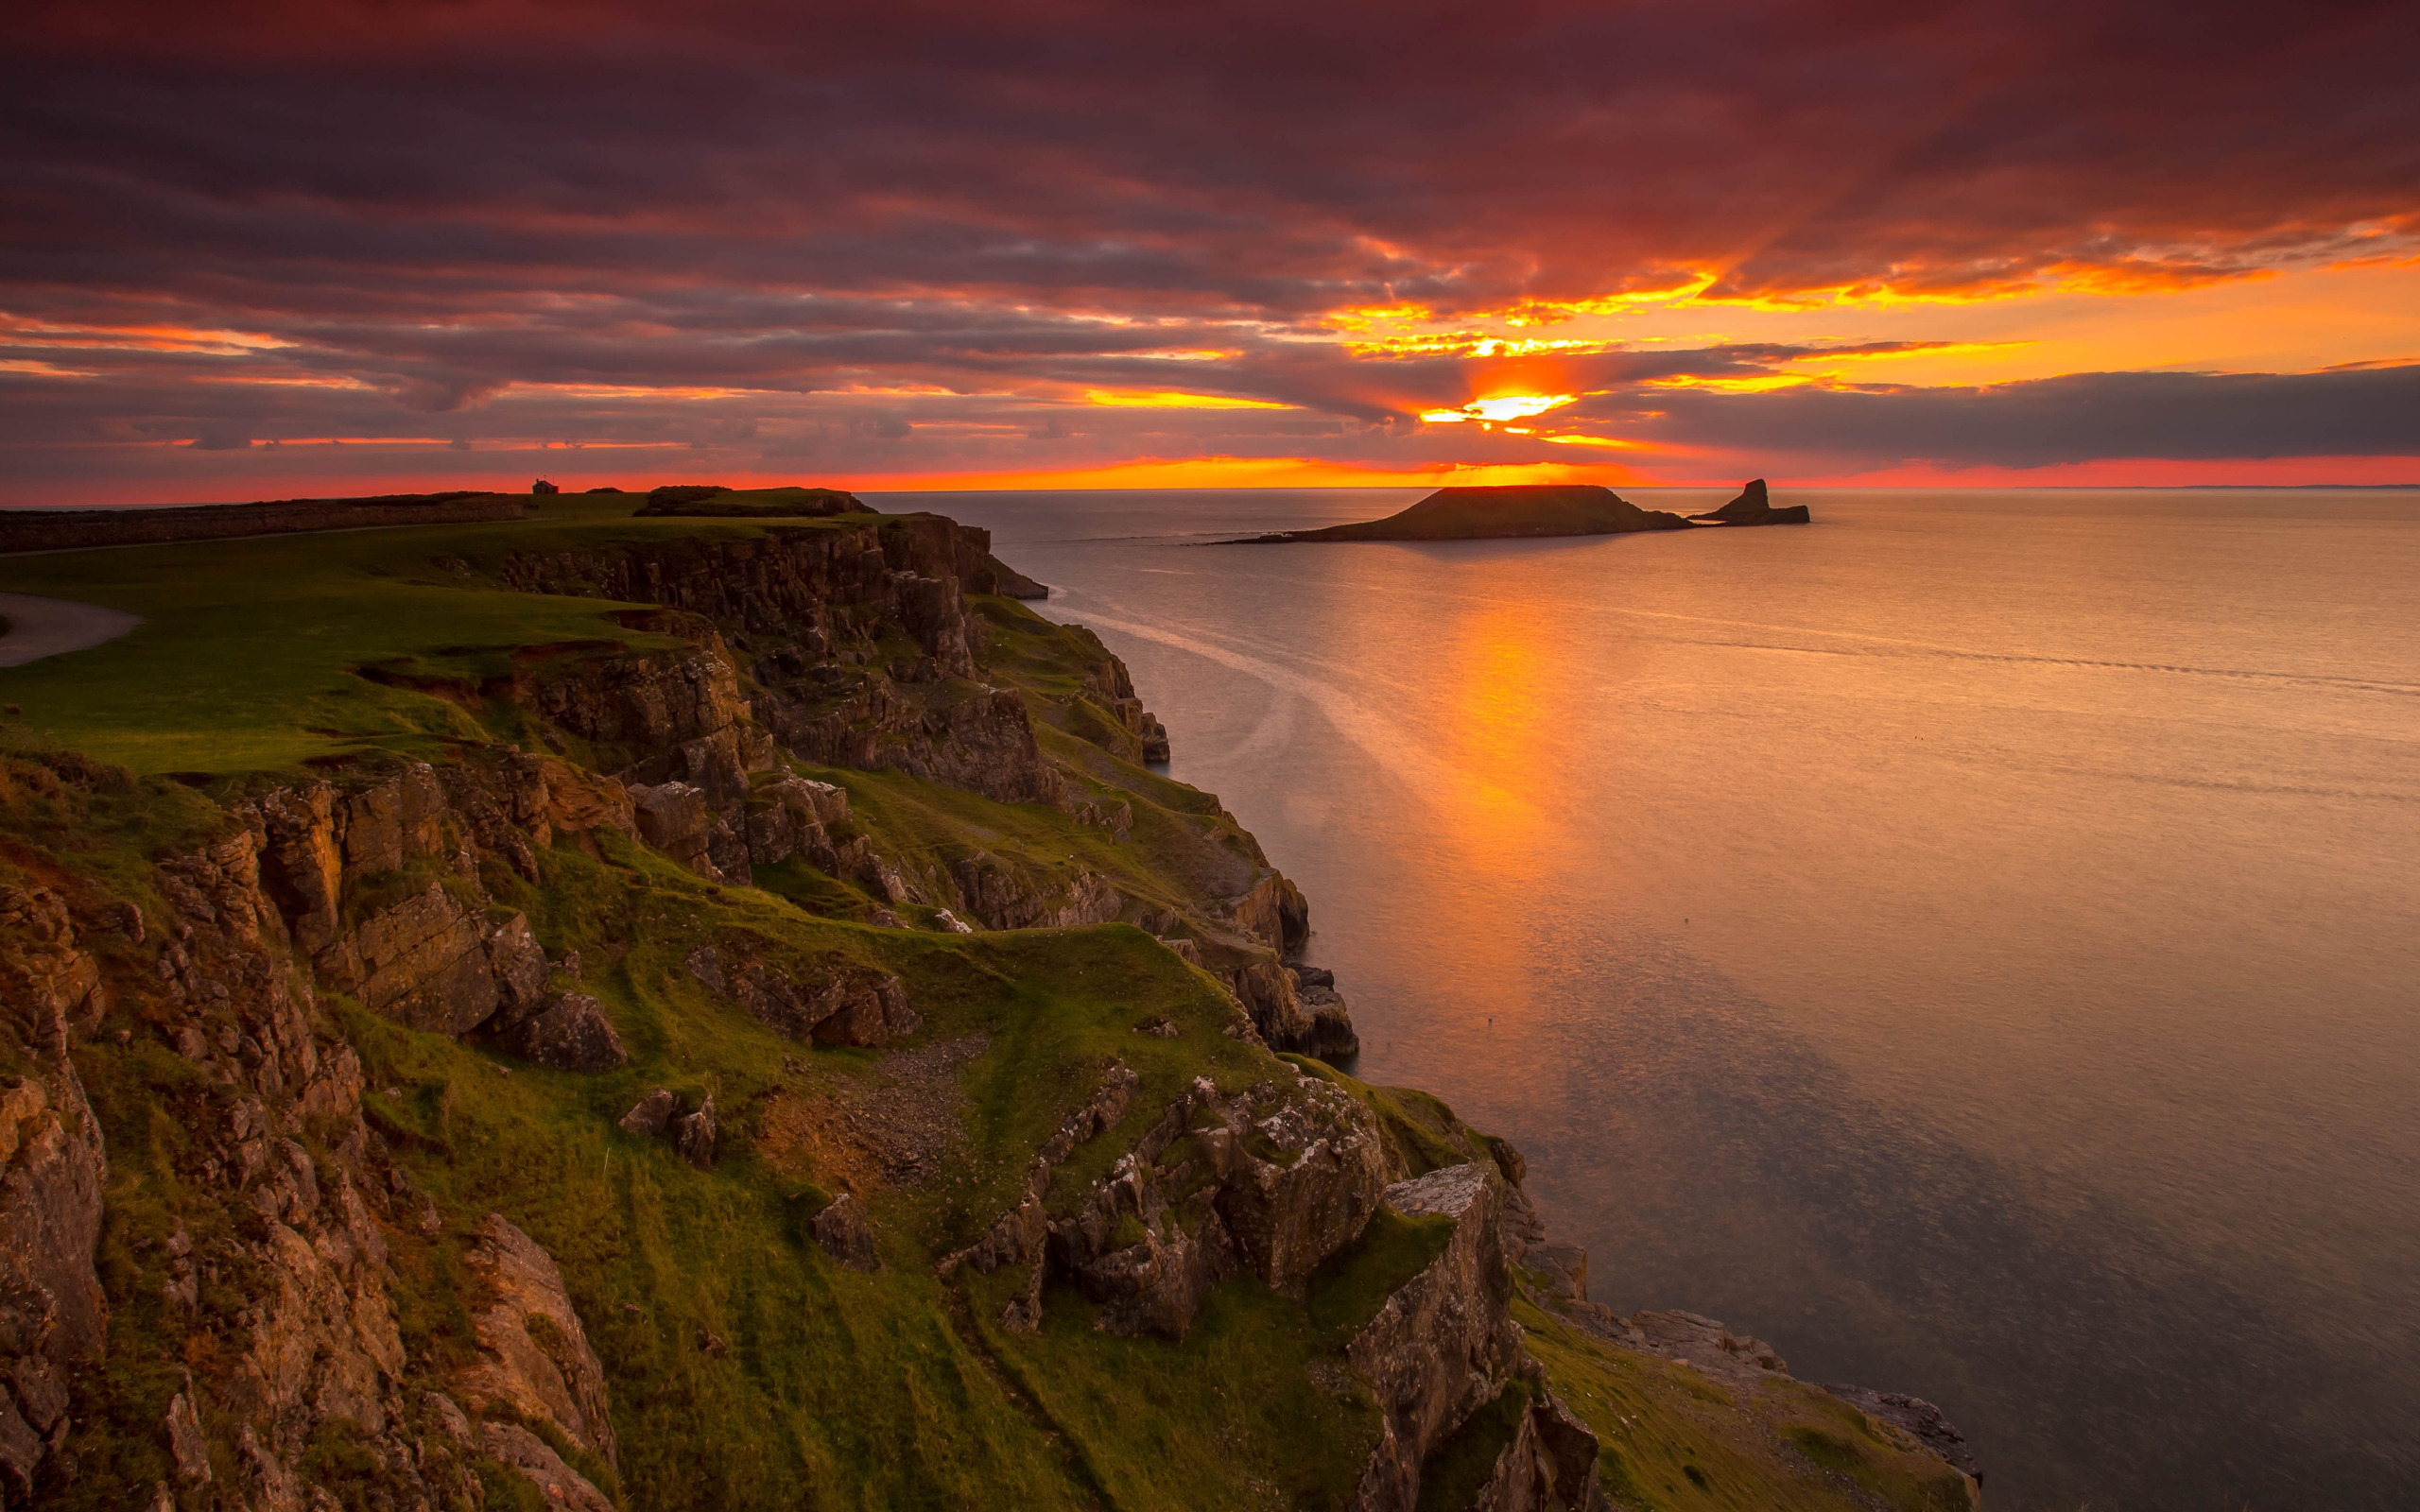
[4,0,2416,503]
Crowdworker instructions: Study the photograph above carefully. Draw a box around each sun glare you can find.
[1422,393,1580,424]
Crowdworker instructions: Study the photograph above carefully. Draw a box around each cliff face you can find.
[0,504,1976,1512]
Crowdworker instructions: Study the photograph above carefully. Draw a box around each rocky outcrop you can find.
[502,518,1089,805]
[455,1213,619,1471]
[1822,1384,1983,1484]
[70,822,475,1511]
[246,765,583,1038]
[1466,1392,1610,1512]
[673,1096,718,1169]
[685,944,922,1048]
[1219,956,1359,1058]
[956,1065,1389,1340]
[340,884,549,1036]
[0,1057,106,1501]
[1229,870,1310,954]
[763,681,1066,807]
[632,780,718,875]
[1349,1164,1530,1510]
[480,1421,617,1512]
[812,1193,880,1272]
[947,852,1122,931]
[492,992,628,1072]
[1687,477,1811,525]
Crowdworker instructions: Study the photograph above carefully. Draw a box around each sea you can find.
[870,486,2420,1512]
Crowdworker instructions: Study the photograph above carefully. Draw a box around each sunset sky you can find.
[5,0,2417,504]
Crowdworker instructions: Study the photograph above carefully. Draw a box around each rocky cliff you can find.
[0,498,1976,1512]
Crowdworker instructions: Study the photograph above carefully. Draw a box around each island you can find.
[1689,477,1811,525]
[1229,479,1807,542]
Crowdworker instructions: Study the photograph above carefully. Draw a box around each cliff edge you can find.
[0,491,1963,1512]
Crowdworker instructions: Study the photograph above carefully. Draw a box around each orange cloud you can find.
[814,455,1644,490]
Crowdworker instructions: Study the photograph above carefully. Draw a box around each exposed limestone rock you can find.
[618,1087,677,1136]
[1229,870,1310,954]
[493,992,628,1072]
[674,1096,718,1170]
[933,908,975,934]
[1467,1391,1609,1512]
[98,826,456,1512]
[1291,972,1363,1058]
[740,774,849,869]
[1159,936,1201,967]
[165,1389,211,1483]
[1618,1309,1788,1378]
[520,645,759,795]
[767,681,1068,807]
[1223,957,1314,1049]
[455,1213,618,1469]
[812,1193,880,1272]
[631,781,718,878]
[687,944,921,1048]
[1137,711,1171,764]
[480,1420,616,1512]
[958,1066,1388,1340]
[890,572,977,678]
[0,1058,107,1501]
[1821,1385,1983,1484]
[949,852,1121,931]
[1348,1163,1530,1512]
[333,886,547,1036]
[0,883,109,1041]
[940,1060,1141,1327]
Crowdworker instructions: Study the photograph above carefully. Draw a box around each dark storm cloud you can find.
[1611,365,2420,469]
[3,0,2417,490]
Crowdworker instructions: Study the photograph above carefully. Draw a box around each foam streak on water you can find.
[871,487,2420,1510]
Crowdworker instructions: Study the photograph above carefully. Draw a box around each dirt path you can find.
[0,592,143,667]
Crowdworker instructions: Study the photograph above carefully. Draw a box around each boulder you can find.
[495,993,627,1073]
[673,1097,717,1170]
[618,1088,677,1137]
[812,1194,880,1272]
[630,782,717,877]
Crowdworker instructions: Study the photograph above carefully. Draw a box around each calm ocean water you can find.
[873,487,2420,1511]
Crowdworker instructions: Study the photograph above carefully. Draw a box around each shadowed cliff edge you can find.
[0,486,1949,1512]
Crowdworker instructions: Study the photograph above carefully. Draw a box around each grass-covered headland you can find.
[0,488,1974,1511]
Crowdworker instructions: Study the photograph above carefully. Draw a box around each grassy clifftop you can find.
[0,493,1974,1511]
